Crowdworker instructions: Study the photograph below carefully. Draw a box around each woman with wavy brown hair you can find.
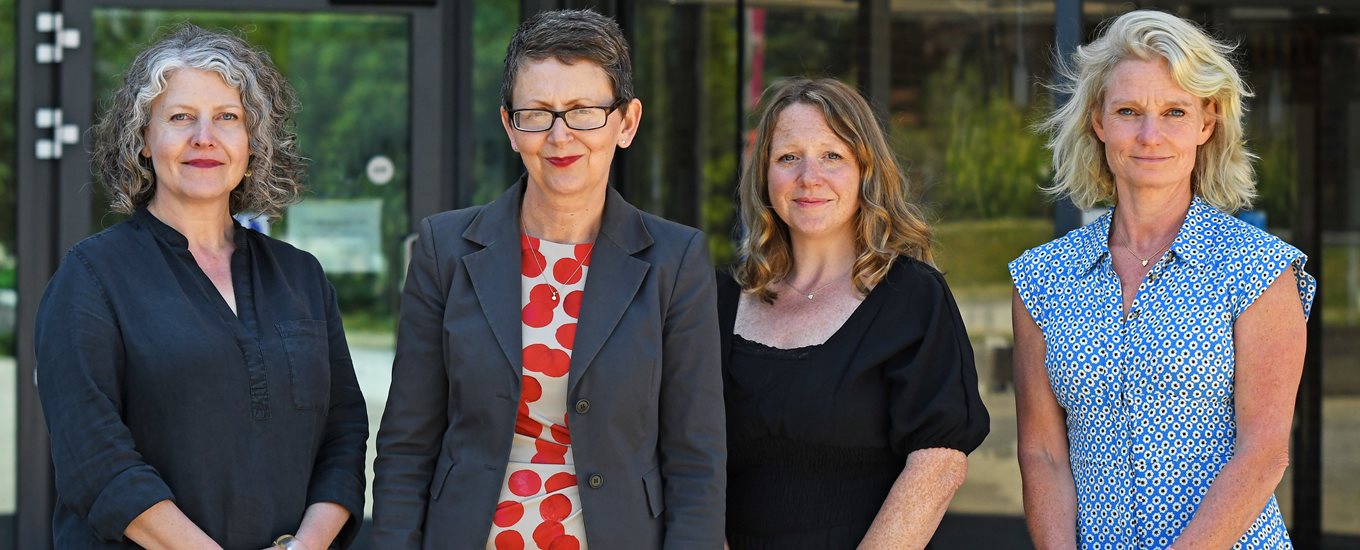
[35,25,366,549]
[718,77,989,549]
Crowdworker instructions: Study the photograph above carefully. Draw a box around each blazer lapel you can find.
[463,181,527,375]
[567,187,653,395]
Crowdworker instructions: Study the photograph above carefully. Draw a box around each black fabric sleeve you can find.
[35,249,175,542]
[883,265,991,455]
[305,278,370,548]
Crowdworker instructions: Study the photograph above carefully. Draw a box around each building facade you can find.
[2,0,1356,547]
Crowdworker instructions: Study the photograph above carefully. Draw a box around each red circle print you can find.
[555,323,577,350]
[521,375,542,403]
[493,501,525,528]
[540,493,573,522]
[532,440,568,464]
[529,283,557,305]
[532,521,565,548]
[545,472,577,492]
[508,470,542,497]
[549,535,581,550]
[553,257,585,285]
[574,243,592,264]
[550,422,572,444]
[521,236,545,278]
[494,530,525,550]
[522,344,569,377]
[563,291,583,319]
[514,410,542,438]
[522,301,554,328]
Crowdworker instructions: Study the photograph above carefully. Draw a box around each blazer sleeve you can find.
[305,279,370,548]
[372,216,451,547]
[658,232,727,548]
[36,249,175,542]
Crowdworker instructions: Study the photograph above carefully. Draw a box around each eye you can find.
[825,152,843,161]
[776,153,798,163]
[220,112,240,121]
[1116,107,1136,116]
[1167,108,1186,117]
[169,113,190,121]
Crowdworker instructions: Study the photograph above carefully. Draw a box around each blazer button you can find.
[588,474,604,489]
[575,399,591,414]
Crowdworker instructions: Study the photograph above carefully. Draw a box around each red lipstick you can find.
[546,155,582,168]
[185,159,224,168]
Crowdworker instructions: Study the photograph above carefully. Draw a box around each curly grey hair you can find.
[91,23,305,219]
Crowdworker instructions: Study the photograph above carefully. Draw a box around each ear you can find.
[500,106,520,152]
[1198,99,1218,146]
[617,98,643,149]
[1091,106,1107,143]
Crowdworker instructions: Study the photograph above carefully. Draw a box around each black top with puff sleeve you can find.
[718,258,989,549]
[35,208,368,549]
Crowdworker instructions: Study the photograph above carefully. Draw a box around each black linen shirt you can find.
[35,208,368,549]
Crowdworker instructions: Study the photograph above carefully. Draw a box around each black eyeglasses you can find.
[507,98,627,132]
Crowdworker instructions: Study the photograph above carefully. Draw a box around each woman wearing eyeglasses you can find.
[372,9,726,550]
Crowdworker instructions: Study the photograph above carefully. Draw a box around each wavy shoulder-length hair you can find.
[735,78,933,303]
[1038,9,1255,212]
[91,24,305,219]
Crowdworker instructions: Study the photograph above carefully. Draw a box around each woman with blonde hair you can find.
[718,77,989,548]
[1011,9,1315,549]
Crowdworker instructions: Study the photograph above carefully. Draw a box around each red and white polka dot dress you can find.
[487,233,592,550]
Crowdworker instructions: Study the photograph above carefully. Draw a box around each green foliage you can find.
[934,217,1052,294]
[1249,111,1296,225]
[0,0,15,260]
[899,53,1051,220]
[471,0,521,204]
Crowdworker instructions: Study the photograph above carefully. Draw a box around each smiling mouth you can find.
[184,159,224,168]
[794,198,831,206]
[546,155,582,168]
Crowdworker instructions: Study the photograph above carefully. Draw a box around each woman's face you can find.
[1093,58,1216,196]
[501,57,641,202]
[766,103,861,246]
[142,68,251,211]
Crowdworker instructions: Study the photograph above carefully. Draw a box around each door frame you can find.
[15,1,462,547]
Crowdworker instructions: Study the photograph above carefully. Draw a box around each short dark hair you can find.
[501,9,634,108]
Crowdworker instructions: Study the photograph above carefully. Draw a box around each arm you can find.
[658,232,727,548]
[125,501,222,550]
[36,251,207,544]
[859,448,968,549]
[1169,268,1306,549]
[371,217,451,547]
[299,281,368,548]
[1012,289,1078,550]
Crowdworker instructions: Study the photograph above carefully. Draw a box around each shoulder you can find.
[63,220,142,266]
[1191,207,1302,269]
[423,204,487,238]
[639,210,704,252]
[877,256,952,304]
[244,229,326,277]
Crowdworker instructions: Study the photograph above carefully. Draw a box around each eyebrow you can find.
[161,103,244,111]
[517,98,610,109]
[1105,97,1199,108]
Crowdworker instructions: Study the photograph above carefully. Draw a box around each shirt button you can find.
[588,474,604,489]
[575,399,591,414]
[1128,310,1140,320]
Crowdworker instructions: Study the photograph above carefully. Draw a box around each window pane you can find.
[0,0,17,541]
[468,0,520,205]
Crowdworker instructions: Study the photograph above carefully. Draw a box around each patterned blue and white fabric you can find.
[1009,195,1316,549]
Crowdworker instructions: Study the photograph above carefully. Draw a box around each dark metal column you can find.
[855,0,890,125]
[15,0,58,545]
[1053,0,1083,236]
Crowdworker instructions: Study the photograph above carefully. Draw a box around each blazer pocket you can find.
[431,453,458,501]
[276,319,331,411]
[642,466,665,518]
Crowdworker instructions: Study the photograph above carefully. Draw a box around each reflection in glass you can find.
[470,0,521,205]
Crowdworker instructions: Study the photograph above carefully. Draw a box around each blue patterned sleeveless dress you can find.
[1009,196,1316,549]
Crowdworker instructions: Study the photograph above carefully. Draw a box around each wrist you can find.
[273,534,313,550]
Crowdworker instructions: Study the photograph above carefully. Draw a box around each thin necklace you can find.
[1119,227,1176,267]
[785,266,853,301]
[522,224,594,303]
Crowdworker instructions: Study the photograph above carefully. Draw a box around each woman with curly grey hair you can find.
[35,24,367,550]
[1011,10,1315,549]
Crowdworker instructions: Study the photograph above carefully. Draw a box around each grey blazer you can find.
[372,180,726,549]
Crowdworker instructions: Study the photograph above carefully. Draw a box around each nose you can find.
[191,119,217,148]
[545,116,573,145]
[797,160,826,186]
[1136,116,1162,145]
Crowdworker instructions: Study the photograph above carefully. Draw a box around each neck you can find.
[521,181,606,244]
[1111,182,1192,250]
[147,197,235,251]
[788,232,857,286]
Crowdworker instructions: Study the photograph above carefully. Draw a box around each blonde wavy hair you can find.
[735,78,934,303]
[1038,9,1256,212]
[91,24,305,219]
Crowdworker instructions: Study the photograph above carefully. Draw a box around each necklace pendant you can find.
[1141,259,1149,267]
[551,289,560,302]
[806,294,815,300]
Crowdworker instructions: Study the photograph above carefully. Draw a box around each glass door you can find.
[29,1,449,546]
